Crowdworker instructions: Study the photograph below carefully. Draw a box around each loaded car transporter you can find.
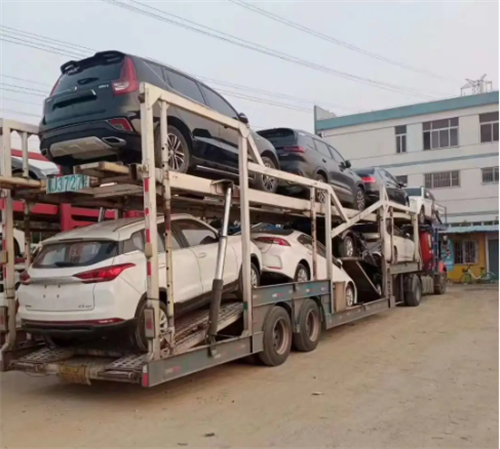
[0,83,446,387]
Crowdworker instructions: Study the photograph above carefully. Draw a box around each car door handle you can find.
[197,252,207,259]
[322,158,327,163]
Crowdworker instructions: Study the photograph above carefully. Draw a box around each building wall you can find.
[319,100,499,224]
[447,232,488,282]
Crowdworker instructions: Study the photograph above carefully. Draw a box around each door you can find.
[156,224,202,303]
[488,238,499,278]
[382,169,405,204]
[328,144,355,203]
[174,219,238,293]
[199,84,241,170]
[312,139,348,202]
[162,68,221,163]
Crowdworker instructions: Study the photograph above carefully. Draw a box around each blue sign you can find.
[443,238,454,272]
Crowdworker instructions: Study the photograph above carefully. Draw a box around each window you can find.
[329,146,346,164]
[176,220,218,247]
[424,171,460,189]
[123,231,144,253]
[395,125,407,153]
[423,118,459,150]
[297,234,326,258]
[33,241,118,268]
[200,85,237,118]
[480,112,499,143]
[396,175,408,185]
[454,240,478,264]
[157,223,180,252]
[313,140,332,158]
[163,69,205,104]
[482,166,499,184]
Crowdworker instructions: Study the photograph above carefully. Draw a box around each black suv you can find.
[39,51,280,193]
[256,128,366,210]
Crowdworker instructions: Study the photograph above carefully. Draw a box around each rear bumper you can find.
[21,318,135,338]
[40,120,142,167]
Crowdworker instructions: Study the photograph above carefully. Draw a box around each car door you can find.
[156,223,203,303]
[199,84,241,170]
[162,68,221,162]
[329,144,356,203]
[310,139,343,200]
[174,219,238,293]
[382,169,404,204]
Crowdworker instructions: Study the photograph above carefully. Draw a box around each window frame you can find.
[173,219,219,248]
[481,166,499,184]
[163,68,206,105]
[423,118,459,150]
[424,171,460,189]
[199,83,239,118]
[479,112,499,143]
[395,125,407,154]
[454,240,478,265]
[312,139,333,159]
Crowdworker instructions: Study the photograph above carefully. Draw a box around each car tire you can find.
[353,186,366,211]
[314,173,328,203]
[236,262,260,300]
[133,300,170,352]
[345,283,355,307]
[418,207,425,224]
[339,234,355,257]
[255,156,278,193]
[292,299,321,352]
[258,306,292,366]
[154,125,190,172]
[294,263,310,282]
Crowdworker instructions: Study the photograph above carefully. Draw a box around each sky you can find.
[0,0,498,151]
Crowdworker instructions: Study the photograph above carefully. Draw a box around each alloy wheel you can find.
[167,133,186,171]
[296,267,309,282]
[262,160,277,192]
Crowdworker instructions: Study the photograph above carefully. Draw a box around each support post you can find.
[208,183,232,339]
[379,204,393,307]
[412,211,420,261]
[160,100,175,349]
[140,84,161,360]
[324,189,334,310]
[98,208,106,222]
[310,187,317,280]
[238,132,253,335]
[21,132,31,267]
[0,125,16,349]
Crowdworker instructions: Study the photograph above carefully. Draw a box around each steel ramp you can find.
[340,258,381,302]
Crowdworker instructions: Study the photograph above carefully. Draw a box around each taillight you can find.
[49,75,62,96]
[112,56,139,95]
[362,176,376,183]
[74,263,135,284]
[108,118,133,132]
[283,146,306,153]
[20,271,30,285]
[254,237,290,246]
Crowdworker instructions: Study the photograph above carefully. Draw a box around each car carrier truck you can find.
[0,84,447,387]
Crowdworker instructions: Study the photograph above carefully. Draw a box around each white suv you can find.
[18,214,262,349]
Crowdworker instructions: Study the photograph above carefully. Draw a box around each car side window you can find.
[123,231,145,253]
[157,223,180,252]
[142,61,167,87]
[200,85,238,118]
[329,146,346,164]
[163,69,206,105]
[298,134,317,151]
[313,140,332,158]
[383,170,398,186]
[176,220,219,247]
[298,234,327,258]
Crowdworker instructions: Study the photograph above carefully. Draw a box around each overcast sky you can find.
[1,0,498,150]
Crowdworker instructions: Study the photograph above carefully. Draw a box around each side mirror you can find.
[405,233,411,238]
[344,160,352,168]
[399,182,407,188]
[238,112,249,125]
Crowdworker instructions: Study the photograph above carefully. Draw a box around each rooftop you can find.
[315,91,499,132]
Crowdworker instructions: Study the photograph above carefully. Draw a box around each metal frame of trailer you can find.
[0,83,422,387]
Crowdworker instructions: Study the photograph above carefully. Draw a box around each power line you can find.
[102,0,441,100]
[1,96,44,107]
[0,83,48,95]
[229,0,458,84]
[0,108,41,118]
[0,74,52,87]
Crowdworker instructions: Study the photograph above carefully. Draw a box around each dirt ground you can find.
[1,285,498,448]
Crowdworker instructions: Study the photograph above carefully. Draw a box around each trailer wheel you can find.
[404,274,422,307]
[293,299,321,352]
[258,306,292,366]
[434,272,447,295]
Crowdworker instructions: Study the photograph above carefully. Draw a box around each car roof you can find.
[43,213,198,244]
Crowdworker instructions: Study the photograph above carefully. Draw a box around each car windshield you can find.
[405,188,422,196]
[33,240,118,268]
[256,128,296,148]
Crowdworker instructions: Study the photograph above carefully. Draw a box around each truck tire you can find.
[404,274,422,307]
[292,299,321,352]
[258,306,292,366]
[434,272,447,295]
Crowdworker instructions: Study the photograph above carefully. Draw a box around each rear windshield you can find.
[405,188,422,196]
[33,240,118,268]
[354,168,375,176]
[54,55,124,94]
[257,129,296,148]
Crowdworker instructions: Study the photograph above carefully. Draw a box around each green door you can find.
[488,238,499,278]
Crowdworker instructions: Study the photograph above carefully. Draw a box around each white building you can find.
[315,91,499,280]
[315,91,499,225]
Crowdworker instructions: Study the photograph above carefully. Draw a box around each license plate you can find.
[46,174,90,194]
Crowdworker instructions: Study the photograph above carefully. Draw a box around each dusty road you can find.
[1,286,498,448]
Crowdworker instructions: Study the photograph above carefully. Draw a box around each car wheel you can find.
[255,156,278,193]
[315,173,328,203]
[294,263,310,282]
[345,283,355,307]
[353,186,366,211]
[134,300,170,352]
[340,234,355,258]
[418,207,425,224]
[236,262,260,299]
[155,125,190,172]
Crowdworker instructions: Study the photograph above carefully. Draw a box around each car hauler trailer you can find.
[0,85,442,387]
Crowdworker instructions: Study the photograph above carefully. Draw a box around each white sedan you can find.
[18,214,262,350]
[252,229,358,307]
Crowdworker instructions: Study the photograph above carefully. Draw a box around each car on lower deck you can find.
[39,50,280,193]
[256,128,366,211]
[17,214,262,350]
[354,167,409,206]
[252,228,358,307]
